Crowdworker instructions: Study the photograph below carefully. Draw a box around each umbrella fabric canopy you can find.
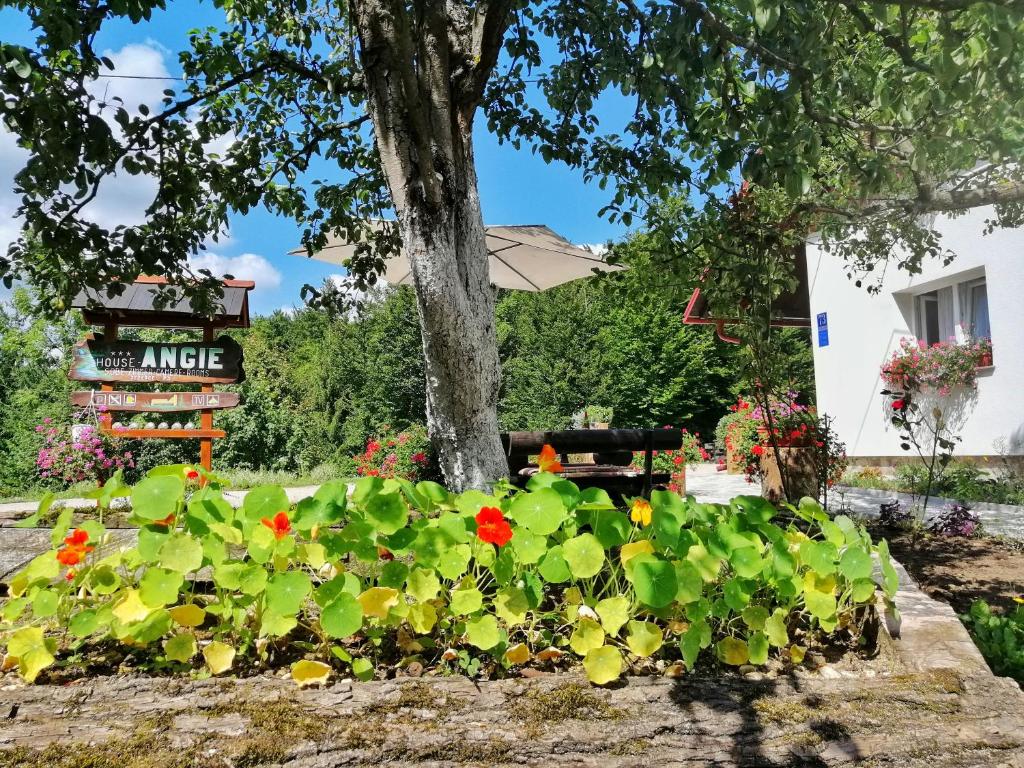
[291,222,621,291]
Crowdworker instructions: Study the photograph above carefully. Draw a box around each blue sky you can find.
[0,3,635,315]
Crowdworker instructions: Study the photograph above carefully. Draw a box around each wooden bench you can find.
[500,428,684,498]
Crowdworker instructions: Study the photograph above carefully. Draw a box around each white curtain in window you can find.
[956,282,972,341]
[937,286,956,343]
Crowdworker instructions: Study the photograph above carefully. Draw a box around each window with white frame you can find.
[913,275,990,347]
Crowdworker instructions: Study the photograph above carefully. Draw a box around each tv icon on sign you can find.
[108,394,122,406]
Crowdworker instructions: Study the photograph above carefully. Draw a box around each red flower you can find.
[56,528,93,567]
[410,452,427,464]
[751,445,764,456]
[186,469,200,481]
[153,512,175,527]
[891,399,905,410]
[537,444,563,474]
[475,507,513,546]
[378,546,394,561]
[65,569,76,581]
[261,511,292,540]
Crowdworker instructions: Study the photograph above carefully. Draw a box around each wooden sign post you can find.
[69,277,253,473]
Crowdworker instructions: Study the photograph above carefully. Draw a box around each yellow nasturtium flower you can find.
[630,499,652,527]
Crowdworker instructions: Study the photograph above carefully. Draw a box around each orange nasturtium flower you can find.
[153,512,176,527]
[261,511,292,540]
[537,444,563,474]
[55,528,94,567]
[630,499,653,527]
[475,507,514,547]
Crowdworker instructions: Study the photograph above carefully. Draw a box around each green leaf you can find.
[804,589,837,621]
[686,543,722,582]
[494,587,529,625]
[741,605,769,630]
[765,609,789,647]
[508,488,566,535]
[351,657,374,681]
[265,571,312,617]
[436,543,472,581]
[242,485,289,521]
[7,626,55,682]
[799,540,838,576]
[158,534,204,573]
[69,609,100,638]
[538,545,572,583]
[139,568,184,609]
[570,617,605,655]
[723,578,751,612]
[589,509,630,548]
[408,602,437,633]
[321,593,363,638]
[674,560,703,604]
[465,614,500,650]
[596,595,631,636]
[839,546,873,581]
[450,586,484,615]
[510,529,548,564]
[14,492,54,528]
[681,619,710,669]
[730,546,764,578]
[747,631,769,665]
[406,568,441,602]
[630,555,678,608]
[562,533,605,579]
[626,620,663,657]
[131,476,184,521]
[877,539,899,598]
[365,491,408,535]
[716,636,749,666]
[164,632,197,663]
[583,645,623,685]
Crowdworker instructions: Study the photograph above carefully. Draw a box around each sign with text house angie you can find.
[69,336,244,384]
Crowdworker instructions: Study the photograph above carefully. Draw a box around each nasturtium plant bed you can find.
[0,463,899,686]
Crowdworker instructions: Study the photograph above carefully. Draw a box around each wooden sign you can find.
[69,336,244,384]
[72,391,241,412]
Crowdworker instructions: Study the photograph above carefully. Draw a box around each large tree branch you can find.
[808,177,1024,219]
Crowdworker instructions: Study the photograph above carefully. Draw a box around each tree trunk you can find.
[400,163,508,491]
[351,1,513,491]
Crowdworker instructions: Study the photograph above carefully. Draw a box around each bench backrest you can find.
[501,428,683,457]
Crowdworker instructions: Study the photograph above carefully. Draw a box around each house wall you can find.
[805,206,1024,460]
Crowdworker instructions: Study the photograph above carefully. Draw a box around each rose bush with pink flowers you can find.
[352,423,434,481]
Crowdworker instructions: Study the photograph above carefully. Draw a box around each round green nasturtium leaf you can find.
[770,539,797,579]
[765,609,789,647]
[321,592,363,639]
[365,492,409,535]
[437,544,473,581]
[408,602,437,634]
[747,631,769,665]
[680,619,709,670]
[819,519,846,548]
[246,524,278,564]
[630,556,678,608]
[238,563,269,596]
[799,540,838,576]
[730,546,765,579]
[70,610,103,641]
[7,626,55,683]
[90,565,121,596]
[804,590,837,621]
[569,617,606,656]
[131,475,184,522]
[450,586,484,615]
[716,636,750,666]
[625,620,663,657]
[508,488,566,536]
[674,560,703,604]
[140,568,185,609]
[379,560,410,589]
[242,484,289,522]
[538,546,572,583]
[164,632,197,663]
[122,608,172,645]
[465,614,501,650]
[494,587,529,626]
[158,534,204,574]
[260,611,298,638]
[839,546,873,581]
[562,533,605,579]
[730,495,776,524]
[265,571,312,617]
[406,568,441,603]
[723,578,752,612]
[741,605,769,630]
[589,510,630,548]
[596,596,631,636]
[583,645,623,685]
[510,529,548,564]
[686,543,722,582]
[851,578,877,603]
[351,657,375,681]
[490,547,516,585]
[31,588,59,619]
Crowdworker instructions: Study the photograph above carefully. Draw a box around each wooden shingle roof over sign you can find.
[71,276,253,329]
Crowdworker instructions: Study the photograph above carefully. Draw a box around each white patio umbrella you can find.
[290,222,622,291]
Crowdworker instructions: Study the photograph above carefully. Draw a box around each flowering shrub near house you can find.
[0,461,898,686]
[353,424,433,480]
[631,428,710,493]
[35,414,135,487]
[881,337,990,396]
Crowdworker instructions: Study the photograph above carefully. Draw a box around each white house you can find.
[805,206,1024,465]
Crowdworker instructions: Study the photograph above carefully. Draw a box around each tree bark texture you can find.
[351,1,513,491]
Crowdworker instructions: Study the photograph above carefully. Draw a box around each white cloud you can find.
[90,41,174,116]
[189,252,282,290]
